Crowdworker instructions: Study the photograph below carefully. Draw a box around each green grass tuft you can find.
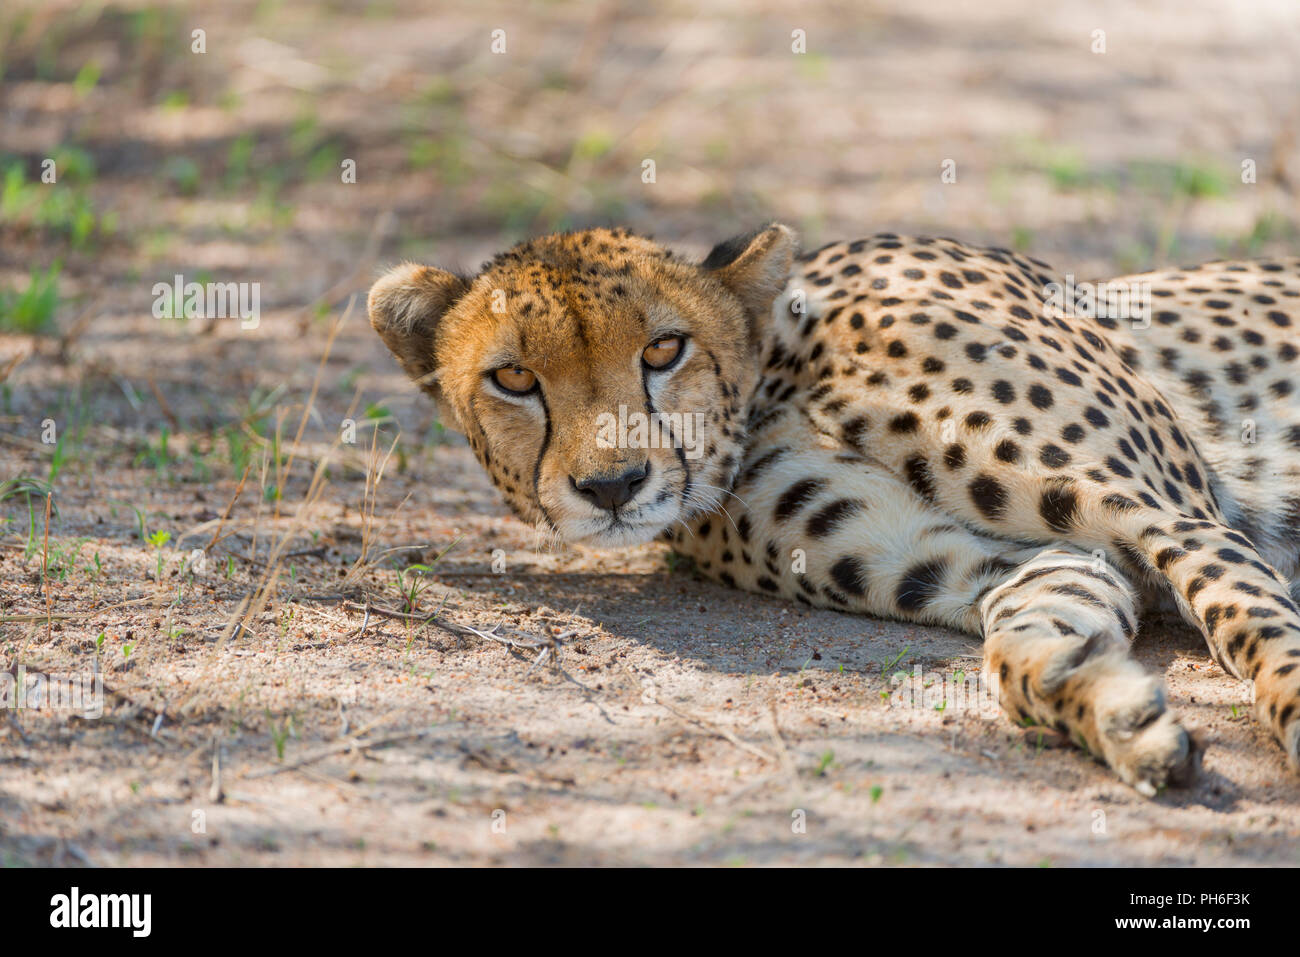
[0,262,61,334]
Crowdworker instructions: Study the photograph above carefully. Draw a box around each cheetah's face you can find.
[368,225,796,546]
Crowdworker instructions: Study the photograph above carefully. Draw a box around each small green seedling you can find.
[146,529,171,579]
[815,750,835,776]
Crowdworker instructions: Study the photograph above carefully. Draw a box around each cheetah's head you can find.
[368,224,796,547]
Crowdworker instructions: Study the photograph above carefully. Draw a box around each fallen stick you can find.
[243,728,435,779]
[295,594,561,652]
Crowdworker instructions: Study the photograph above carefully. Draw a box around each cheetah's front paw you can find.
[986,619,1199,797]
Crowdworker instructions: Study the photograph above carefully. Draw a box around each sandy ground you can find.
[2,0,1300,866]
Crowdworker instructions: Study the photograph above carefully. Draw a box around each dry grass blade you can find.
[0,348,29,384]
[767,701,801,787]
[341,426,405,589]
[145,372,180,431]
[275,294,355,520]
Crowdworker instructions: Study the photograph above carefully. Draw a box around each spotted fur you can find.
[369,225,1300,795]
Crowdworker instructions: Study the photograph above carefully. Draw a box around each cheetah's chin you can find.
[567,519,671,549]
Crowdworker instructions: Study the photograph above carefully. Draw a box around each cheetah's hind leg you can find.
[980,547,1200,796]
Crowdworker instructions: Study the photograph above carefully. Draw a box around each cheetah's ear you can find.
[702,223,797,321]
[368,262,470,430]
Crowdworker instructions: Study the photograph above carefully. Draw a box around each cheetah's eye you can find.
[492,366,538,395]
[642,335,684,370]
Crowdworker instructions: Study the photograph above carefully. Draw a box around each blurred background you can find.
[2,0,1299,324]
[2,0,1300,868]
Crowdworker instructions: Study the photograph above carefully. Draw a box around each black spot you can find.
[896,560,948,612]
[842,416,870,449]
[905,455,936,501]
[1039,444,1071,468]
[994,439,1021,463]
[969,474,1008,519]
[1154,546,1186,571]
[1106,456,1132,478]
[830,556,869,596]
[774,479,826,522]
[1028,384,1054,409]
[807,498,864,537]
[738,447,786,487]
[1102,493,1138,512]
[889,412,920,433]
[1083,406,1109,429]
[1039,484,1080,532]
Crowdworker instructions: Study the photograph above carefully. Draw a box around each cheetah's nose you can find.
[570,463,649,512]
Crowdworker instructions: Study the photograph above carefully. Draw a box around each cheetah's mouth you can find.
[556,484,692,548]
[563,502,680,548]
[584,516,667,547]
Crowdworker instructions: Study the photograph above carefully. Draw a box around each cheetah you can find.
[368,224,1300,796]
